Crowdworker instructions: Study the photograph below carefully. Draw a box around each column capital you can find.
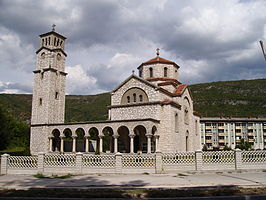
[113,134,119,139]
[129,133,135,138]
[84,135,90,139]
[72,136,77,139]
[145,133,153,138]
[99,134,104,139]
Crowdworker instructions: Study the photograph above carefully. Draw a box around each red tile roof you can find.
[174,84,187,95]
[138,56,180,69]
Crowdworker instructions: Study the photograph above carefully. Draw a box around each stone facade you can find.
[30,30,200,154]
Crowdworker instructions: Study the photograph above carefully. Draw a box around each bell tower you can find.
[31,25,67,125]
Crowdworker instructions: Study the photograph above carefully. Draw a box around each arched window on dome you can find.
[149,67,153,78]
[164,67,168,77]
[139,95,143,102]
[127,96,130,103]
[133,93,136,103]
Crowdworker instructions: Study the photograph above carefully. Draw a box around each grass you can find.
[33,173,77,179]
[1,187,266,198]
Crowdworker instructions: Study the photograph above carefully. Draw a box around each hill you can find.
[0,78,265,124]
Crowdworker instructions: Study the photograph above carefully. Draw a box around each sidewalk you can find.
[0,170,265,190]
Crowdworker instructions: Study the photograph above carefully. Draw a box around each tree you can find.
[235,139,251,150]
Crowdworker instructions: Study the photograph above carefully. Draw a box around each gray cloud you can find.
[0,0,265,94]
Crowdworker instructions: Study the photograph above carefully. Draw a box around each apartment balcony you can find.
[205,133,213,136]
[206,139,212,143]
[218,139,225,143]
[248,132,254,136]
[235,126,241,129]
[235,132,242,136]
[247,126,254,129]
[218,126,224,129]
[219,146,225,150]
[218,133,225,136]
[263,132,266,136]
[248,138,255,142]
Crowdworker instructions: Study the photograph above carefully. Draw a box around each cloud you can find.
[0,0,265,94]
[0,81,32,94]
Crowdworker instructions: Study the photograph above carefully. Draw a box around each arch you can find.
[117,126,130,153]
[164,67,168,77]
[52,129,60,152]
[184,96,191,107]
[102,126,114,153]
[121,87,149,104]
[133,125,147,153]
[149,67,153,77]
[76,128,85,152]
[63,128,72,152]
[88,127,99,153]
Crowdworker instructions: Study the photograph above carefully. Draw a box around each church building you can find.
[30,29,201,155]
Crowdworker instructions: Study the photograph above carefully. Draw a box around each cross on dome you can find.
[156,48,160,57]
[52,24,56,31]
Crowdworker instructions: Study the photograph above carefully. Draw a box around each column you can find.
[155,135,160,152]
[37,152,45,173]
[60,136,64,153]
[85,136,89,152]
[49,137,53,152]
[99,135,103,153]
[146,134,152,153]
[129,134,135,153]
[114,134,119,153]
[72,136,77,152]
[235,149,242,170]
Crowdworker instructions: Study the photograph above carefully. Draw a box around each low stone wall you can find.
[1,150,265,175]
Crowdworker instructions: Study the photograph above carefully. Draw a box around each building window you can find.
[175,113,179,132]
[127,96,130,103]
[164,67,168,77]
[55,92,59,99]
[41,72,44,79]
[39,98,42,106]
[133,93,136,102]
[184,108,189,125]
[149,67,153,78]
[139,95,143,102]
[139,69,143,77]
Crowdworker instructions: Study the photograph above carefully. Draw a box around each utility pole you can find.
[259,40,266,61]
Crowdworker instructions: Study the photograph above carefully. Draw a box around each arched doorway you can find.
[88,127,99,153]
[76,128,85,152]
[117,126,130,153]
[52,129,60,152]
[102,127,114,153]
[133,125,147,153]
[63,128,72,152]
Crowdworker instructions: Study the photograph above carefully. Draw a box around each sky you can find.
[0,0,265,95]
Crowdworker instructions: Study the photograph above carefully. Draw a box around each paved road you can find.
[0,170,265,189]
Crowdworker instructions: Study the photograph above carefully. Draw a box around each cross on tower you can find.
[156,48,160,57]
[52,24,56,31]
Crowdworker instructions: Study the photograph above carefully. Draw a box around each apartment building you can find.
[200,117,266,150]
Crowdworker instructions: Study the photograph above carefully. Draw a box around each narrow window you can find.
[175,113,179,132]
[164,67,168,77]
[60,41,63,46]
[133,93,136,102]
[42,39,44,46]
[139,69,142,78]
[54,37,56,46]
[149,67,153,77]
[55,92,59,99]
[127,96,130,103]
[48,37,51,45]
[139,95,143,102]
[41,72,44,79]
[45,38,47,45]
[57,39,59,46]
[184,108,189,125]
[39,98,42,106]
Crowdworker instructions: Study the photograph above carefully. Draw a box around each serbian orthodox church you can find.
[30,29,201,155]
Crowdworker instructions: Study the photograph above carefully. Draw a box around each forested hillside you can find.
[0,79,265,123]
